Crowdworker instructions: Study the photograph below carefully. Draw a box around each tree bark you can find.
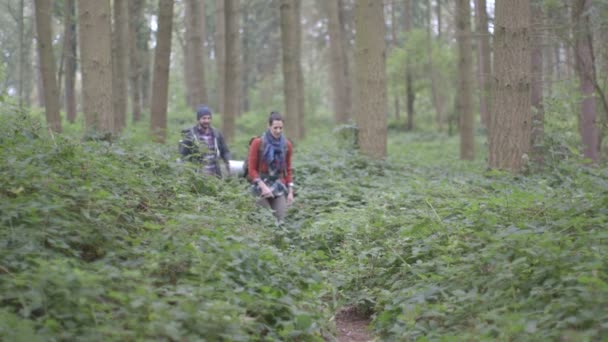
[223,0,240,144]
[79,0,114,135]
[129,0,144,122]
[488,0,532,172]
[185,0,208,109]
[530,1,544,166]
[215,0,226,114]
[572,0,599,162]
[327,0,351,125]
[475,0,491,128]
[150,0,174,143]
[280,0,301,141]
[34,0,62,133]
[354,0,387,159]
[404,0,415,131]
[63,0,77,123]
[294,0,305,139]
[457,0,474,160]
[112,0,129,132]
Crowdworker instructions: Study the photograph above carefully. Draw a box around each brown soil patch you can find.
[334,306,375,342]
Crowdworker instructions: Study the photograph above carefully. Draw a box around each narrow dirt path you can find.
[335,306,375,342]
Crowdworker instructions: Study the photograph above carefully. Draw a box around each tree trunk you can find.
[475,0,491,128]
[185,0,208,109]
[223,0,239,144]
[327,0,351,124]
[215,0,226,114]
[427,0,444,132]
[488,0,532,172]
[354,0,387,159]
[530,1,545,166]
[79,0,114,135]
[112,0,129,132]
[404,0,415,131]
[572,0,599,162]
[63,0,77,123]
[18,0,25,110]
[457,0,474,160]
[150,0,174,143]
[128,0,144,122]
[34,0,62,133]
[294,0,305,139]
[280,0,301,141]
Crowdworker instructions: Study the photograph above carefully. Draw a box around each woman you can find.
[247,111,294,221]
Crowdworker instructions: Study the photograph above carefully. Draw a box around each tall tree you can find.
[215,0,226,114]
[63,0,77,123]
[34,0,61,133]
[112,0,129,132]
[530,1,544,165]
[79,0,114,135]
[457,0,474,160]
[223,0,240,143]
[475,0,491,127]
[185,0,208,109]
[294,0,305,139]
[128,0,145,122]
[280,0,302,140]
[427,0,445,132]
[150,0,174,143]
[354,0,387,159]
[403,0,415,131]
[572,0,599,162]
[18,0,25,110]
[327,0,351,124]
[488,0,532,172]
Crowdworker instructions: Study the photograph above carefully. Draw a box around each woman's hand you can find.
[287,188,294,206]
[259,182,273,198]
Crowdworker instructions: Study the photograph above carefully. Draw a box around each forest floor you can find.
[334,306,374,342]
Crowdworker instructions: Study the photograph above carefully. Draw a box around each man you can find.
[179,105,231,177]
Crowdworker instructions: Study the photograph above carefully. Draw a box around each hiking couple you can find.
[179,106,294,222]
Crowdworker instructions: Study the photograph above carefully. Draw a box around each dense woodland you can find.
[1,0,607,340]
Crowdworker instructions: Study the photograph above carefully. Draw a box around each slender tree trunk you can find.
[327,0,351,124]
[113,0,129,132]
[436,0,442,39]
[280,0,301,140]
[241,3,250,113]
[572,0,599,162]
[427,0,445,132]
[129,0,144,122]
[475,0,491,128]
[34,0,62,133]
[223,0,239,144]
[457,0,474,160]
[185,0,207,109]
[23,6,34,108]
[215,0,226,114]
[488,0,532,172]
[150,0,174,143]
[354,0,387,159]
[79,0,114,135]
[63,0,77,123]
[530,1,545,166]
[390,0,401,122]
[294,0,305,139]
[18,0,25,110]
[404,0,415,131]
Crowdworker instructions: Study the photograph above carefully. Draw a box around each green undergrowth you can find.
[288,132,608,341]
[0,113,331,341]
[1,111,607,341]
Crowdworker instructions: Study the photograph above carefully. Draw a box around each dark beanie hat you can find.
[196,105,212,119]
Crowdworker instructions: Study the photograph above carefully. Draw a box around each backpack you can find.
[242,136,289,180]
